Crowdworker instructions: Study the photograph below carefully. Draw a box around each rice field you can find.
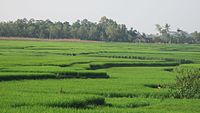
[0,40,200,113]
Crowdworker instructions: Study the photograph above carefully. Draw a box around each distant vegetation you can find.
[0,17,200,43]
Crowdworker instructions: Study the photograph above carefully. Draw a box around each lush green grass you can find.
[0,40,200,112]
[1,98,200,113]
[0,92,105,108]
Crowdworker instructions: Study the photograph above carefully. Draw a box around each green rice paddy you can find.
[0,40,200,113]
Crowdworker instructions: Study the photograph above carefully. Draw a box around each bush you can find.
[170,65,200,99]
[174,65,200,77]
[170,75,200,99]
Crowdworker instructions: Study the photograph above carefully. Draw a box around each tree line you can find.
[0,16,200,43]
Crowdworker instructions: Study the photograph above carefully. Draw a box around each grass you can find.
[0,92,105,109]
[0,40,200,112]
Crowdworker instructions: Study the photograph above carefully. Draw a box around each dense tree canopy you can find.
[0,17,199,43]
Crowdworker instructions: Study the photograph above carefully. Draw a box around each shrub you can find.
[170,65,200,99]
[169,75,200,99]
[174,65,200,77]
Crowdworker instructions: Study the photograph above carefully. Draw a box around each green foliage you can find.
[174,64,200,76]
[191,31,200,42]
[1,18,200,43]
[0,17,140,42]
[170,75,200,99]
[155,24,195,44]
[170,64,200,99]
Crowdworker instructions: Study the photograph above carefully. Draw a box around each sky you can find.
[0,0,200,34]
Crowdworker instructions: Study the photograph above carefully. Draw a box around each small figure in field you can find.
[158,84,161,89]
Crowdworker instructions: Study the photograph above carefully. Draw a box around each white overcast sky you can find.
[0,0,200,33]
